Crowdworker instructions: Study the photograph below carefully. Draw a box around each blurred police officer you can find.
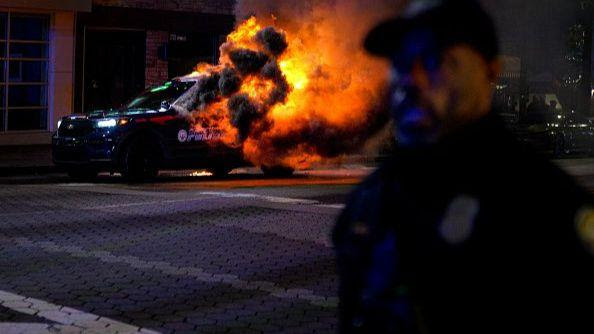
[333,0,594,333]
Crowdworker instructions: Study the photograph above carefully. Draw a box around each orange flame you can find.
[193,100,238,148]
[220,17,263,66]
[240,76,275,103]
[227,17,262,48]
[187,15,389,170]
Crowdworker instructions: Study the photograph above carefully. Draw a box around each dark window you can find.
[10,15,49,41]
[0,84,4,131]
[0,13,6,40]
[83,30,146,112]
[8,85,47,108]
[9,61,48,83]
[0,12,49,132]
[7,108,47,131]
[10,43,48,59]
[0,12,5,132]
[0,83,5,106]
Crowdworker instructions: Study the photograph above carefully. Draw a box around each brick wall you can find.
[91,0,235,88]
[145,30,169,88]
[93,0,236,15]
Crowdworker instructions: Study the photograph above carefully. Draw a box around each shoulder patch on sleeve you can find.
[575,206,594,253]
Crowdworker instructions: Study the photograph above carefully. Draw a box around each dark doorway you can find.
[83,29,146,112]
[168,33,218,78]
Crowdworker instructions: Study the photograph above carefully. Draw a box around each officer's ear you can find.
[486,57,502,84]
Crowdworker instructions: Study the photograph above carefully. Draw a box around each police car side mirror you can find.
[159,100,170,112]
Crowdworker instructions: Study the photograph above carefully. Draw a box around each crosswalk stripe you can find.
[0,290,159,334]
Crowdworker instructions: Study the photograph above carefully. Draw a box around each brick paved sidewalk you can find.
[0,145,58,176]
[0,184,345,333]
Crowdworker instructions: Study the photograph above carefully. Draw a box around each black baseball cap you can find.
[365,0,499,61]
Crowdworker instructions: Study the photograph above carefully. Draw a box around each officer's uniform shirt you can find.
[333,113,594,333]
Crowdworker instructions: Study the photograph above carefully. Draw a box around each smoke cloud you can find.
[229,49,269,75]
[235,0,402,166]
[218,67,242,97]
[179,0,405,169]
[256,27,289,56]
[228,94,261,140]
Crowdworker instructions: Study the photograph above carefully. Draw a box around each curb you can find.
[0,165,63,177]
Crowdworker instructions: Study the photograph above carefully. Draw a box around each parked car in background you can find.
[508,111,594,158]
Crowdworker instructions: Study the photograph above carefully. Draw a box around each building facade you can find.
[0,0,235,147]
[75,0,235,114]
[0,0,89,146]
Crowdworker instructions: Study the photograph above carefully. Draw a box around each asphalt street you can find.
[0,160,593,334]
[0,167,370,334]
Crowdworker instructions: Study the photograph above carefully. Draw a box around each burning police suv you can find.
[53,77,248,181]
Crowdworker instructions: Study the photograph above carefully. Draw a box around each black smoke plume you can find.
[180,0,402,167]
[228,94,260,141]
[265,95,390,159]
[261,61,283,81]
[261,61,289,105]
[229,49,269,75]
[256,27,288,56]
[197,73,220,106]
[219,67,241,96]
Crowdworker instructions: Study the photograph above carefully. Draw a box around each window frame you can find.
[0,11,50,133]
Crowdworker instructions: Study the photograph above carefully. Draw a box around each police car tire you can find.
[211,166,232,177]
[121,137,159,182]
[261,165,294,177]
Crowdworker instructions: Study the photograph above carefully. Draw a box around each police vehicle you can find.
[52,77,292,181]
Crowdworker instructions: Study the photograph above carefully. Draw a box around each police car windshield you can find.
[125,81,194,111]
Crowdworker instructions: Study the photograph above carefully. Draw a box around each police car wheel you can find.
[67,168,98,181]
[261,165,294,177]
[121,138,159,182]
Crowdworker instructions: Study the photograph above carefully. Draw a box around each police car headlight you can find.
[97,118,117,128]
[57,119,62,129]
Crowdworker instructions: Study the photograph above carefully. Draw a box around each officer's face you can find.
[388,30,499,146]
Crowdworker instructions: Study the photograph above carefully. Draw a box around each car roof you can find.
[174,72,204,83]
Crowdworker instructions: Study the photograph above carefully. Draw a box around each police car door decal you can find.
[177,128,224,143]
[177,129,188,143]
